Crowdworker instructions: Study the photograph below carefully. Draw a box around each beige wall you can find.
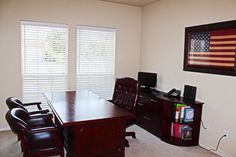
[141,0,236,156]
[1,0,236,156]
[0,0,141,130]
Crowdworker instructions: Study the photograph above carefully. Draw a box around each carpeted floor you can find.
[0,125,219,157]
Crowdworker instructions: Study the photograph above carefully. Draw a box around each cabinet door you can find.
[162,101,174,121]
[136,95,163,137]
[161,101,174,138]
[148,98,163,135]
[74,120,125,157]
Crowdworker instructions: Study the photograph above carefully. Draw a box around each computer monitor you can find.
[138,72,157,91]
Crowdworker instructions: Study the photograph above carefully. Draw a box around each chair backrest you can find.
[6,97,27,111]
[5,108,30,136]
[112,77,140,113]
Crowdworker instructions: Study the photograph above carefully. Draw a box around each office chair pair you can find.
[5,97,64,157]
[110,77,140,147]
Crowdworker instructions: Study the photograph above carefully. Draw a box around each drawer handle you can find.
[150,99,159,103]
[138,103,144,106]
[143,115,150,120]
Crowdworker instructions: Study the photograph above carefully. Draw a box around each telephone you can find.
[165,88,181,98]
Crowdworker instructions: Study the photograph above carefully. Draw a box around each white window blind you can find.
[76,26,116,99]
[21,21,68,108]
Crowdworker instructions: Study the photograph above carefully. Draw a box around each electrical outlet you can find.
[224,130,229,139]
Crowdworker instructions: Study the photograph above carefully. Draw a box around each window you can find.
[184,20,236,76]
[21,21,68,107]
[76,26,116,99]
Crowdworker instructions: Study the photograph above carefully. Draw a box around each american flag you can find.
[188,28,236,68]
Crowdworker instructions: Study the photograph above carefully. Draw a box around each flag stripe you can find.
[189,55,234,58]
[188,61,234,67]
[210,38,236,42]
[189,56,234,61]
[189,59,234,64]
[189,52,235,55]
[210,40,236,45]
[210,44,236,47]
[209,46,235,50]
[211,35,236,39]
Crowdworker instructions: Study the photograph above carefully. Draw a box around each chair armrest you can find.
[23,102,41,106]
[30,113,53,119]
[29,109,49,115]
[30,127,58,134]
[23,102,42,110]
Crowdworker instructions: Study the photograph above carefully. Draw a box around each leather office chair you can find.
[5,108,64,157]
[6,97,49,115]
[110,77,140,147]
[5,108,54,141]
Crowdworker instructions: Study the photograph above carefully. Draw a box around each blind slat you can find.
[21,21,68,107]
[76,26,116,99]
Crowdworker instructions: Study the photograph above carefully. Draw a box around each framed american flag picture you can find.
[183,20,236,76]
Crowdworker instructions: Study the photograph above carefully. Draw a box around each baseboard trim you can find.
[200,143,232,157]
[0,127,10,132]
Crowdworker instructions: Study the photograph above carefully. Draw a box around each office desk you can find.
[44,91,134,157]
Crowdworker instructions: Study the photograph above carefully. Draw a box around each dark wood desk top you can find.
[44,90,134,127]
[140,90,204,106]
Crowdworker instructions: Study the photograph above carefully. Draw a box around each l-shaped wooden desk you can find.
[44,90,134,157]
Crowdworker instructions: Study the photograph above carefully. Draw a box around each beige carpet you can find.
[0,125,219,157]
[126,125,219,157]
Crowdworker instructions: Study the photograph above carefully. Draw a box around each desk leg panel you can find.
[63,120,126,157]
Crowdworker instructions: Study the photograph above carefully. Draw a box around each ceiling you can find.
[99,0,159,7]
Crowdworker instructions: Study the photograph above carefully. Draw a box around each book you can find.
[180,106,190,119]
[182,126,192,141]
[174,123,180,138]
[175,103,186,121]
[183,108,194,122]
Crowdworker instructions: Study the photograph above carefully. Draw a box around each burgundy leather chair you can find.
[5,108,54,141]
[6,97,49,115]
[5,108,64,157]
[110,77,140,147]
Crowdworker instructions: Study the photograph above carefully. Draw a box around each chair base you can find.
[125,139,129,147]
[125,131,136,138]
[125,131,136,147]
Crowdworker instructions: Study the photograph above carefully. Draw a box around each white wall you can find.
[141,0,236,156]
[0,0,141,130]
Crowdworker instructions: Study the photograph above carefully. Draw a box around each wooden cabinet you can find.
[136,92,163,137]
[136,91,203,146]
[62,120,125,157]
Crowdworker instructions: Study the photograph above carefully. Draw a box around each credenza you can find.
[136,90,204,146]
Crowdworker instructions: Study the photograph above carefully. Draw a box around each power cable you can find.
[201,119,207,129]
[209,135,226,152]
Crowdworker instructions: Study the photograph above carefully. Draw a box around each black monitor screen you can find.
[138,72,157,90]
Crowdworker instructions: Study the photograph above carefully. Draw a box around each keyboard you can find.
[151,90,160,97]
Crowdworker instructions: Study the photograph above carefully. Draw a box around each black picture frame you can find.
[183,20,236,76]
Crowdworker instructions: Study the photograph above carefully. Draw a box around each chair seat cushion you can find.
[26,118,53,128]
[28,132,60,152]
